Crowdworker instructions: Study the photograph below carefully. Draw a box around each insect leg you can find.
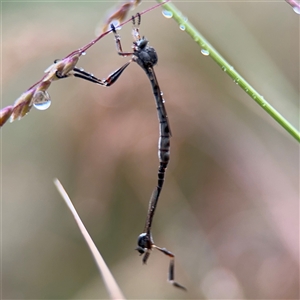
[110,24,134,57]
[154,245,187,291]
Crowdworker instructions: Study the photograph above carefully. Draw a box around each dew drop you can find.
[179,24,185,31]
[33,91,51,111]
[201,49,209,56]
[81,52,86,56]
[34,100,51,110]
[221,66,227,72]
[293,6,300,14]
[183,16,188,22]
[162,10,173,19]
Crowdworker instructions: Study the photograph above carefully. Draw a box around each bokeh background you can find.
[1,1,299,299]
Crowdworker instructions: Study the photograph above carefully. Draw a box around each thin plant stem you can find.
[54,179,126,300]
[157,0,300,143]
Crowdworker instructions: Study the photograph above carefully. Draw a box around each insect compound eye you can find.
[138,38,148,49]
[137,232,149,249]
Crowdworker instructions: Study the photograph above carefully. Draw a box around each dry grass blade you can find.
[53,178,126,300]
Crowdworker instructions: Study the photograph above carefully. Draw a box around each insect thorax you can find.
[134,43,158,69]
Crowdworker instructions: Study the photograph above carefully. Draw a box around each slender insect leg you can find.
[110,24,134,57]
[131,13,141,41]
[53,65,102,84]
[73,64,131,86]
[73,73,101,84]
[73,68,105,85]
[132,12,141,26]
[103,62,131,86]
[52,56,130,86]
[55,70,70,80]
[64,62,130,86]
[154,245,187,291]
[73,68,97,78]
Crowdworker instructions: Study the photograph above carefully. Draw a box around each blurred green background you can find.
[1,1,299,299]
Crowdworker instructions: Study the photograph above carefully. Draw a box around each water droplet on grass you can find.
[201,49,209,56]
[162,10,173,18]
[33,91,51,111]
[293,6,300,14]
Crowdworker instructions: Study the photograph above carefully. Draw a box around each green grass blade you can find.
[157,0,300,142]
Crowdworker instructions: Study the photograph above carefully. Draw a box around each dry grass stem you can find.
[53,178,126,300]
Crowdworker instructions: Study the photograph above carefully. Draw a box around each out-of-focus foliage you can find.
[2,1,299,299]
